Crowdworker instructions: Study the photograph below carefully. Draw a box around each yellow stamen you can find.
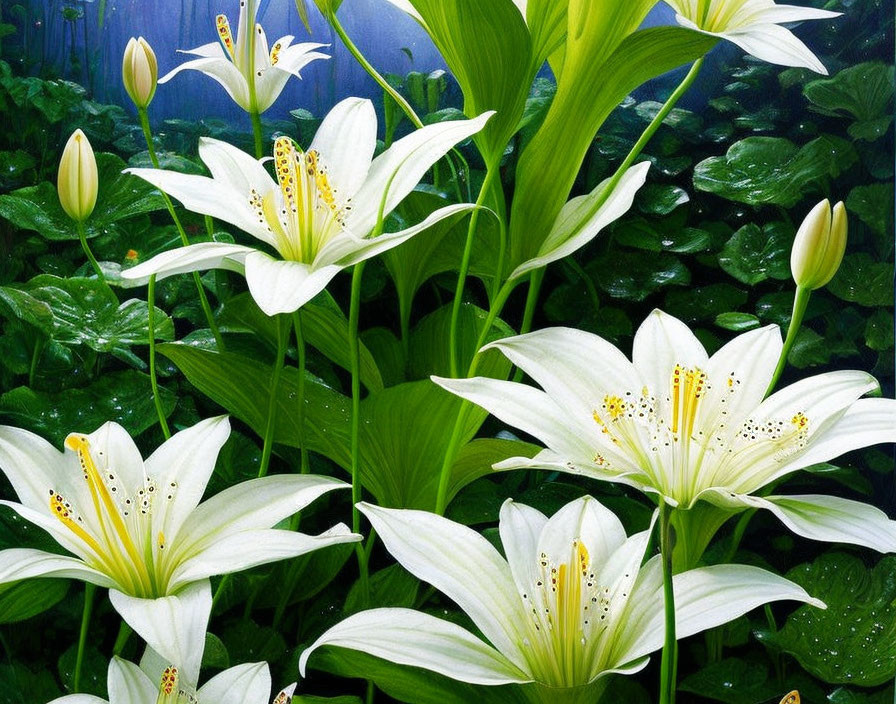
[270,41,282,65]
[671,365,683,434]
[216,14,235,58]
[49,490,106,559]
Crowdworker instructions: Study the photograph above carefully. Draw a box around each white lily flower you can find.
[434,310,896,555]
[301,497,822,701]
[0,416,360,598]
[159,0,328,113]
[49,583,297,704]
[665,0,840,74]
[121,98,492,315]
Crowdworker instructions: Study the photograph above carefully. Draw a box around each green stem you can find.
[76,220,103,279]
[434,279,518,514]
[659,499,678,704]
[366,679,376,704]
[73,583,96,692]
[292,311,309,474]
[766,286,811,397]
[348,262,371,605]
[250,109,264,159]
[565,258,600,315]
[448,164,499,377]
[258,315,289,478]
[148,275,171,439]
[511,269,545,383]
[138,107,225,351]
[111,621,132,657]
[28,337,45,388]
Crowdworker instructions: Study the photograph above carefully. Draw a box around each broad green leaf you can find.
[846,183,894,245]
[345,564,420,613]
[680,658,825,704]
[715,312,761,332]
[58,642,107,697]
[718,222,791,285]
[0,579,68,624]
[665,283,748,323]
[693,135,858,207]
[18,275,173,367]
[0,286,54,332]
[757,552,896,686]
[0,370,176,445]
[0,152,166,241]
[827,253,895,307]
[865,309,894,351]
[635,183,690,216]
[0,663,62,704]
[828,687,894,704]
[587,250,690,302]
[409,0,533,163]
[803,62,894,141]
[220,620,286,666]
[509,25,716,270]
[219,291,384,392]
[254,542,354,612]
[201,633,230,669]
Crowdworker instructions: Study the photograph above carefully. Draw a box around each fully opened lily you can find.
[159,0,328,113]
[435,311,896,559]
[121,98,492,315]
[0,416,359,597]
[50,583,296,704]
[301,497,821,702]
[665,0,840,74]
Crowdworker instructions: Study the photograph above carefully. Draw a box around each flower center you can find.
[249,137,350,263]
[156,667,198,704]
[48,435,175,596]
[520,539,621,686]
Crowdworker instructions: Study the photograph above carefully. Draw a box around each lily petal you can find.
[316,203,475,269]
[121,242,255,286]
[124,167,275,248]
[300,607,531,685]
[539,496,627,573]
[357,502,529,671]
[720,22,828,74]
[108,657,157,704]
[510,162,650,279]
[499,500,548,602]
[147,417,231,550]
[632,310,709,404]
[198,138,275,201]
[167,525,359,591]
[309,97,377,199]
[157,56,251,108]
[0,548,115,588]
[0,425,70,512]
[347,112,493,235]
[243,251,343,315]
[47,697,108,704]
[198,662,271,704]
[109,581,211,688]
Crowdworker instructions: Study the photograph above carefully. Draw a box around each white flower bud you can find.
[790,199,848,290]
[57,129,98,223]
[123,36,158,109]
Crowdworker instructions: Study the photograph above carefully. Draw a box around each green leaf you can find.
[757,552,896,686]
[18,275,173,367]
[409,0,533,163]
[0,286,54,332]
[219,291,384,392]
[345,564,419,613]
[587,250,690,302]
[693,135,858,207]
[0,662,63,703]
[680,657,824,704]
[827,253,895,307]
[0,153,166,241]
[635,183,690,216]
[718,222,792,285]
[0,370,176,445]
[0,579,68,624]
[201,633,230,670]
[220,620,286,665]
[846,183,894,243]
[715,312,761,332]
[865,309,894,351]
[803,62,894,141]
[828,687,895,704]
[665,283,748,323]
[510,24,716,269]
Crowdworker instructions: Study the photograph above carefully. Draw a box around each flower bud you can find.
[790,199,848,290]
[57,129,98,223]
[122,36,158,108]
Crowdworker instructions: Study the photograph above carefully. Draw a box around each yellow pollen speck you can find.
[791,412,808,430]
[158,531,166,549]
[216,15,234,56]
[603,395,626,420]
[160,666,178,695]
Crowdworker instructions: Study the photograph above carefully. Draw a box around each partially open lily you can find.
[665,0,840,74]
[301,497,822,702]
[50,583,296,704]
[0,416,359,597]
[121,98,492,315]
[434,311,896,560]
[159,0,328,113]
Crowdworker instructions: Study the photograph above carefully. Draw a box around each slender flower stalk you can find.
[258,315,289,478]
[435,310,896,567]
[121,99,492,317]
[301,496,822,703]
[665,0,840,73]
[73,582,95,693]
[147,274,172,439]
[291,310,309,474]
[0,417,360,599]
[658,499,677,704]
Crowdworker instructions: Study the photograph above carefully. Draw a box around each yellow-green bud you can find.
[57,129,98,223]
[122,36,158,109]
[790,199,848,290]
